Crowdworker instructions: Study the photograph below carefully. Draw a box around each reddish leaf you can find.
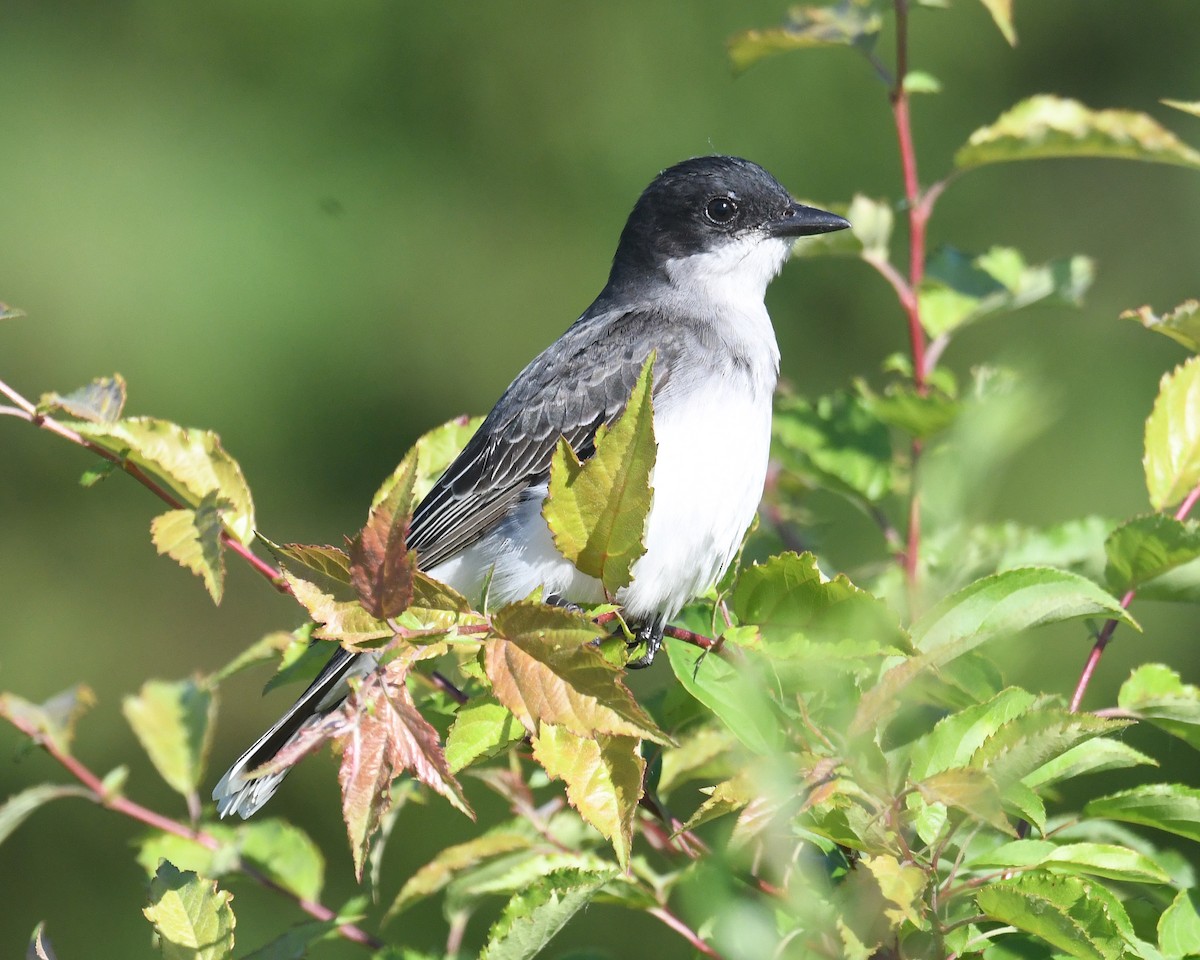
[348,458,417,620]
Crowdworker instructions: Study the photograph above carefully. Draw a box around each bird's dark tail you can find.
[212,646,376,818]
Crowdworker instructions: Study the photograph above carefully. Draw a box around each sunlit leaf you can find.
[1022,737,1157,790]
[122,678,217,799]
[0,784,89,847]
[544,354,655,595]
[1118,664,1200,752]
[0,685,95,755]
[955,95,1200,171]
[385,832,534,919]
[910,688,1038,779]
[976,0,1015,45]
[445,697,525,773]
[264,540,351,586]
[71,417,256,544]
[282,571,392,646]
[28,922,58,960]
[38,374,126,423]
[918,246,1093,339]
[903,70,942,94]
[210,630,295,685]
[972,840,1170,885]
[1105,515,1200,594]
[657,726,737,798]
[151,492,227,604]
[727,0,884,74]
[974,875,1120,960]
[972,707,1127,789]
[479,868,616,960]
[533,725,643,867]
[237,819,325,902]
[862,854,926,926]
[349,452,416,620]
[1162,99,1200,119]
[0,301,25,320]
[1085,784,1200,843]
[1122,300,1200,353]
[409,415,484,503]
[142,862,235,960]
[484,602,666,744]
[914,768,1011,834]
[1145,356,1200,510]
[1160,890,1200,957]
[856,379,960,438]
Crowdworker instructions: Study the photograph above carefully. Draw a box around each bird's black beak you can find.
[768,201,851,238]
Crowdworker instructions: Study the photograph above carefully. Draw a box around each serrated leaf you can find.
[282,571,392,646]
[1145,356,1200,510]
[1023,737,1157,790]
[28,922,58,960]
[38,374,126,423]
[151,492,227,604]
[445,849,613,915]
[972,707,1127,789]
[123,678,217,799]
[862,854,926,926]
[71,417,255,544]
[143,862,235,960]
[485,602,666,744]
[915,768,1011,834]
[853,568,1136,734]
[445,697,525,773]
[727,0,884,74]
[664,636,783,755]
[974,875,1120,960]
[972,840,1170,884]
[976,0,1015,44]
[532,725,643,867]
[919,246,1093,339]
[910,688,1038,779]
[773,390,893,503]
[1086,785,1200,843]
[658,726,737,797]
[1105,515,1200,594]
[956,95,1200,171]
[480,869,615,960]
[1123,300,1200,352]
[210,630,295,685]
[350,453,416,620]
[237,819,324,902]
[265,541,352,585]
[544,354,655,596]
[0,685,95,754]
[1160,890,1200,957]
[385,832,534,919]
[0,785,89,847]
[1118,664,1200,752]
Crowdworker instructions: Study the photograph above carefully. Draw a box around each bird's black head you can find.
[606,155,849,292]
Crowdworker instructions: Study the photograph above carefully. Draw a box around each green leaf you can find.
[853,568,1136,733]
[918,246,1094,339]
[657,726,737,797]
[38,374,126,423]
[914,767,1011,834]
[0,784,89,847]
[955,95,1200,171]
[544,354,655,595]
[856,379,960,438]
[1086,784,1200,843]
[238,920,340,960]
[1145,356,1200,510]
[1118,664,1200,752]
[664,636,784,755]
[1163,100,1200,119]
[976,0,1016,45]
[237,819,325,902]
[971,707,1127,789]
[385,832,534,919]
[727,0,883,74]
[772,390,893,503]
[903,70,942,95]
[1160,890,1200,958]
[71,417,256,544]
[532,725,643,867]
[972,840,1170,884]
[142,862,235,960]
[445,697,525,773]
[410,415,483,503]
[0,685,95,754]
[974,875,1122,960]
[480,869,615,960]
[264,541,352,585]
[1123,300,1200,352]
[1105,515,1200,593]
[910,688,1037,780]
[151,492,227,604]
[485,602,667,744]
[0,300,25,320]
[122,678,217,799]
[282,571,392,646]
[790,194,894,260]
[1022,737,1157,790]
[210,630,295,685]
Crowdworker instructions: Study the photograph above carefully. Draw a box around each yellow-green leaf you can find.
[955,95,1200,171]
[727,0,883,74]
[72,417,256,544]
[1122,300,1200,352]
[39,374,126,424]
[485,602,668,744]
[386,832,535,919]
[1162,99,1200,119]
[445,697,526,773]
[862,854,926,927]
[544,354,655,596]
[1144,356,1200,510]
[532,724,643,868]
[142,862,235,960]
[151,492,227,604]
[122,678,217,799]
[976,0,1015,45]
[0,685,95,755]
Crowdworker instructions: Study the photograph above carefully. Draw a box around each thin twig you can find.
[647,906,725,959]
[2,707,385,950]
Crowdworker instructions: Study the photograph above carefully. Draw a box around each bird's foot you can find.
[626,613,666,669]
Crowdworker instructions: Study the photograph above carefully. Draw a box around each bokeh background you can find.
[2,1,1199,956]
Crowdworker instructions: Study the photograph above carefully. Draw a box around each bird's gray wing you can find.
[408,308,679,569]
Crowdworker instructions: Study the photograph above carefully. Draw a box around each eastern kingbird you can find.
[214,155,849,818]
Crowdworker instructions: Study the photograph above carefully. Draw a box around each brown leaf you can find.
[348,457,417,620]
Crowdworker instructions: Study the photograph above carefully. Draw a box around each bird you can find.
[213,155,850,818]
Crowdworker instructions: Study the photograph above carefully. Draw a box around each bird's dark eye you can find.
[704,196,738,225]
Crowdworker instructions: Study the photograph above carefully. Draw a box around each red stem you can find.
[1069,480,1200,712]
[647,906,726,959]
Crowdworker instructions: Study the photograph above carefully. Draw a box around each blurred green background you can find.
[2,1,1199,956]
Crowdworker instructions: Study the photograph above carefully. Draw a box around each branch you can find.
[2,707,386,951]
[647,906,726,959]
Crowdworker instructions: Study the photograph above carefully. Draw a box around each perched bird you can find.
[214,155,849,817]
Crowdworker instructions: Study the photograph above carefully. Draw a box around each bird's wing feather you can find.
[409,307,678,569]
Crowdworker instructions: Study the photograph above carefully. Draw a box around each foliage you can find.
[4,2,1200,959]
